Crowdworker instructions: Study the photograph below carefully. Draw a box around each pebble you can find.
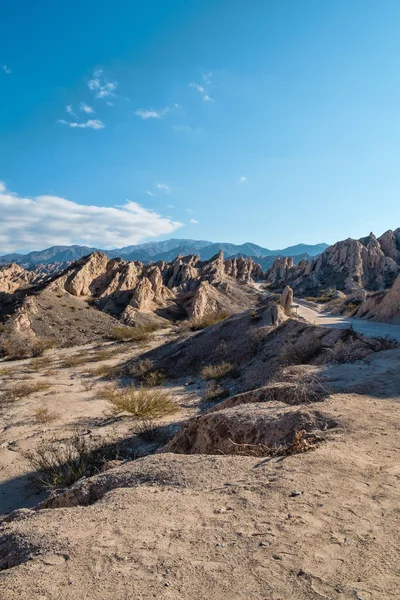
[290,490,302,497]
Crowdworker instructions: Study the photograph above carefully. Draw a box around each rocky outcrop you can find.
[265,257,294,284]
[189,281,222,320]
[129,277,155,311]
[281,285,293,314]
[355,274,400,324]
[0,264,36,294]
[224,256,262,282]
[64,252,109,297]
[267,230,400,296]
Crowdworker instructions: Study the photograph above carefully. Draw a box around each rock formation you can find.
[355,274,400,324]
[281,285,294,315]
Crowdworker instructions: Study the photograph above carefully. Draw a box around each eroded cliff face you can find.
[266,230,400,296]
[0,250,262,330]
[355,274,400,324]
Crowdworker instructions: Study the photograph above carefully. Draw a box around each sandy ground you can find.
[0,326,400,599]
[0,331,207,517]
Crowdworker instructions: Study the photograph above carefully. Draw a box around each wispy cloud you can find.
[0,181,182,252]
[2,65,11,74]
[203,95,214,102]
[157,183,172,193]
[135,107,169,119]
[239,176,247,183]
[202,72,213,84]
[190,82,205,93]
[190,218,199,224]
[88,69,117,99]
[66,105,78,118]
[58,119,105,130]
[80,102,94,114]
[144,190,156,196]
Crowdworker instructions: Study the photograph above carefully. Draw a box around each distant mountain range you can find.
[0,239,328,269]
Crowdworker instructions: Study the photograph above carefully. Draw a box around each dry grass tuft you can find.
[60,354,91,369]
[109,326,154,343]
[201,361,234,381]
[26,433,123,490]
[263,375,329,405]
[32,404,58,424]
[8,381,50,401]
[129,359,165,386]
[103,385,177,419]
[202,383,230,402]
[189,311,230,331]
[280,336,323,365]
[225,430,319,457]
[1,335,57,360]
[135,419,176,444]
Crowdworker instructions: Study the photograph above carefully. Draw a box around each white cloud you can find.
[203,95,214,102]
[157,183,172,193]
[66,105,78,118]
[80,102,94,114]
[58,119,105,130]
[88,69,117,99]
[135,107,169,119]
[0,181,182,252]
[239,176,247,183]
[2,65,11,74]
[190,218,199,224]
[190,82,205,93]
[144,190,156,196]
[202,72,213,84]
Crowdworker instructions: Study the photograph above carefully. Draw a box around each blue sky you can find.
[1,0,400,252]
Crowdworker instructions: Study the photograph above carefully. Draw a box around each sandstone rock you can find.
[355,274,400,324]
[64,252,109,297]
[266,257,294,284]
[129,277,155,311]
[0,264,36,294]
[281,285,294,315]
[189,281,221,320]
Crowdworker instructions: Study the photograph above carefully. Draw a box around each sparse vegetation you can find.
[32,404,58,424]
[60,355,90,368]
[129,359,165,386]
[249,310,262,322]
[1,335,56,360]
[92,364,122,380]
[200,361,234,380]
[109,326,152,343]
[7,381,50,401]
[263,375,329,405]
[202,383,229,402]
[225,430,319,457]
[104,385,177,419]
[29,357,47,371]
[26,433,122,490]
[189,311,230,331]
[280,336,323,365]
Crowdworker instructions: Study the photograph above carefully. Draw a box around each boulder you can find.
[281,285,294,315]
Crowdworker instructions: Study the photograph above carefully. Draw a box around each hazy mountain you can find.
[0,238,328,268]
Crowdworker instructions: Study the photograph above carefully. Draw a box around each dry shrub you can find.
[328,334,398,364]
[280,336,323,365]
[109,326,151,343]
[29,357,47,371]
[264,375,329,405]
[26,433,122,490]
[201,361,234,381]
[225,430,318,457]
[202,383,229,402]
[8,381,50,401]
[103,385,177,419]
[189,311,230,331]
[32,404,58,424]
[129,359,165,387]
[60,354,90,368]
[90,349,118,362]
[31,337,57,357]
[0,368,10,377]
[92,364,122,380]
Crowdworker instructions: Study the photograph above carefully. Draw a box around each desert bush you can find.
[8,381,50,401]
[200,361,234,381]
[129,359,164,386]
[329,335,397,364]
[263,375,329,405]
[202,383,229,402]
[225,430,319,457]
[26,433,121,490]
[109,326,152,343]
[60,355,90,368]
[104,385,177,419]
[0,368,10,377]
[32,404,58,424]
[31,337,57,357]
[1,335,56,360]
[29,357,47,371]
[280,336,323,365]
[189,311,230,331]
[92,364,122,380]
